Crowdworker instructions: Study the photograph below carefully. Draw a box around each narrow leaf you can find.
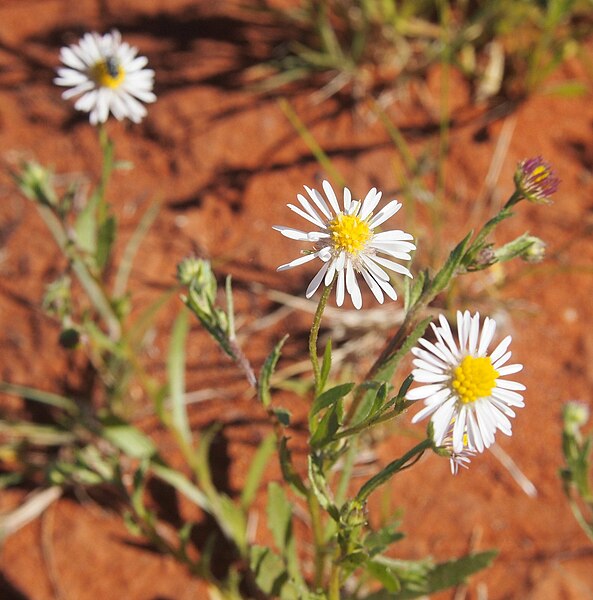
[100,414,157,459]
[259,335,289,408]
[241,433,276,510]
[0,382,78,416]
[150,462,211,512]
[311,383,355,417]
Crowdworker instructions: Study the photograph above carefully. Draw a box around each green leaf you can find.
[259,335,289,408]
[368,560,401,593]
[74,193,99,254]
[217,494,247,552]
[541,80,588,98]
[362,551,497,598]
[241,433,276,510]
[279,437,307,497]
[308,454,339,521]
[267,482,293,555]
[404,270,427,313]
[95,214,116,271]
[100,414,157,459]
[352,382,388,426]
[311,383,354,418]
[310,399,344,448]
[167,309,191,445]
[430,231,473,297]
[0,382,78,416]
[150,462,211,512]
[365,522,404,557]
[249,546,291,597]
[274,407,291,426]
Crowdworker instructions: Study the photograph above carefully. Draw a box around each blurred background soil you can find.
[1,0,593,598]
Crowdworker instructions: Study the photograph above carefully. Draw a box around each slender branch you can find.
[309,283,333,394]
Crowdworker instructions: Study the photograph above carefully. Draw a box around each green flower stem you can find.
[468,190,522,254]
[567,497,593,545]
[307,488,326,589]
[328,549,341,600]
[309,283,334,394]
[97,124,114,225]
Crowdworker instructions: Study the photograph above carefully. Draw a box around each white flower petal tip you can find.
[274,181,415,309]
[407,311,524,456]
[55,29,155,124]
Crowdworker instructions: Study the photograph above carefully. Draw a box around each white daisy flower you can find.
[54,30,156,125]
[407,311,525,453]
[273,180,415,309]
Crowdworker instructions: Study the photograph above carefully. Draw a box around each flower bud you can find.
[514,156,560,204]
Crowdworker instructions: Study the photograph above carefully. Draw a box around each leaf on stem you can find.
[259,334,289,408]
[241,433,276,510]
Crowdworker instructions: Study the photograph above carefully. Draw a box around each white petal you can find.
[343,187,352,212]
[296,193,325,225]
[322,180,341,215]
[490,335,512,363]
[368,200,402,228]
[287,203,326,228]
[468,312,481,355]
[368,254,412,278]
[435,315,460,358]
[412,358,446,375]
[417,337,455,366]
[407,383,447,401]
[411,348,449,370]
[360,269,384,304]
[497,363,523,376]
[411,369,450,383]
[305,185,332,219]
[335,268,345,306]
[359,188,381,220]
[373,230,415,242]
[305,262,330,298]
[345,260,362,309]
[277,252,319,271]
[478,317,497,356]
[496,379,526,391]
[272,226,311,241]
[360,254,390,281]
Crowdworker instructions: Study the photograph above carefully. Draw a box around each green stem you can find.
[328,553,341,600]
[97,124,114,225]
[309,283,333,394]
[307,490,326,589]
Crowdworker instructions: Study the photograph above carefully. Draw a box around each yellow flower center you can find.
[530,164,550,184]
[91,58,125,88]
[328,213,371,255]
[451,355,499,404]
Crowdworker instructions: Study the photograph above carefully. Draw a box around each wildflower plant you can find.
[0,24,564,600]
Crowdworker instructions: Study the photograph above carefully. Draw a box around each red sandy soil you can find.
[2,1,593,598]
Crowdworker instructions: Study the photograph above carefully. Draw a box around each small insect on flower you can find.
[273,181,415,309]
[407,311,525,454]
[514,156,560,204]
[54,30,156,125]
